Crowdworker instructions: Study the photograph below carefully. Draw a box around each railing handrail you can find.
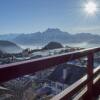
[0,47,100,83]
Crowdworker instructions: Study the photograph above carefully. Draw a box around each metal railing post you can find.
[87,52,94,100]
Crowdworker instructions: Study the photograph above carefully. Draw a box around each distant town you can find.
[0,41,83,65]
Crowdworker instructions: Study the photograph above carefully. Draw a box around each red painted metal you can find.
[87,53,94,100]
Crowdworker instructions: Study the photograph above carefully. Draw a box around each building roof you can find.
[48,64,86,85]
[36,87,52,96]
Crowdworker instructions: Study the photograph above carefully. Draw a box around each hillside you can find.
[42,42,63,50]
[0,50,3,55]
[0,28,100,45]
[0,40,22,53]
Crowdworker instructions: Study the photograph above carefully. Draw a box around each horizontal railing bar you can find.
[93,66,100,84]
[94,66,100,74]
[73,87,87,100]
[51,67,100,100]
[0,47,100,83]
[93,66,100,81]
[93,74,100,84]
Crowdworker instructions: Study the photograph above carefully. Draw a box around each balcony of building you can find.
[0,47,100,100]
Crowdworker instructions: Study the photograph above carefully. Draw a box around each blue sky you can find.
[0,0,100,34]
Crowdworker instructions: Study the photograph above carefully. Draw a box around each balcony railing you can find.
[0,47,100,100]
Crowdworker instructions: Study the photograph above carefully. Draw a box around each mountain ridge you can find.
[0,28,100,45]
[14,28,100,45]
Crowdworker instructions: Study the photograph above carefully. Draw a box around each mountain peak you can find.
[45,28,62,33]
